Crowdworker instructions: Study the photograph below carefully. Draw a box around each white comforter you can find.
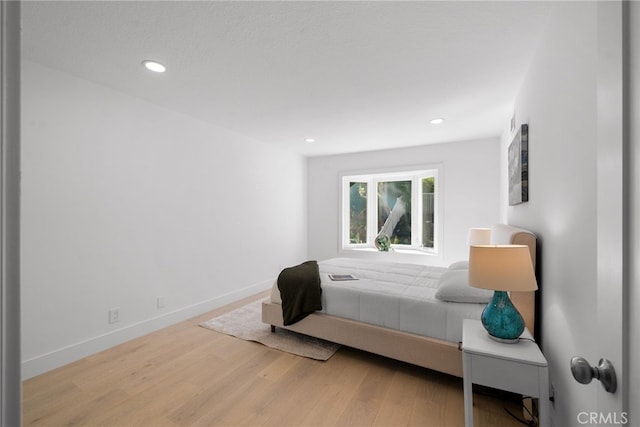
[272,258,485,343]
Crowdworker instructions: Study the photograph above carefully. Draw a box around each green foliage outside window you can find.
[349,182,367,243]
[422,177,435,248]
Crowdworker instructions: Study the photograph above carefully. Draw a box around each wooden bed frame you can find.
[261,224,537,378]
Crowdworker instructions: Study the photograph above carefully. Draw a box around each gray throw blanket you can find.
[277,260,322,325]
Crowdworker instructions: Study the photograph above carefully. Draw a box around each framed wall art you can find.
[508,124,529,205]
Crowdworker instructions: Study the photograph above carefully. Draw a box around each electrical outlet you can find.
[157,296,165,309]
[109,307,120,324]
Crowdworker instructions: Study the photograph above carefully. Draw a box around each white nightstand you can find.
[461,319,550,427]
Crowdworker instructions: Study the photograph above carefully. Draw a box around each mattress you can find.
[271,257,485,343]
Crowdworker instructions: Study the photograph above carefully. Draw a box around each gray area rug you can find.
[199,300,340,361]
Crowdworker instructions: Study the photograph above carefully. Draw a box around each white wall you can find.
[500,3,599,425]
[307,138,500,266]
[21,61,308,378]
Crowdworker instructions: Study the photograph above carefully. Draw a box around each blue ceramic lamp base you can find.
[480,291,525,344]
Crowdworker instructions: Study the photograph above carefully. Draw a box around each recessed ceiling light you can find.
[430,118,444,125]
[142,60,166,73]
[304,138,316,143]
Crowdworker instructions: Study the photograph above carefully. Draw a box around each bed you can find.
[261,224,537,377]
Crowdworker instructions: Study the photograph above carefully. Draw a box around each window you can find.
[341,168,440,253]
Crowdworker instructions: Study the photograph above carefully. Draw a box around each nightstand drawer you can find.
[469,353,542,397]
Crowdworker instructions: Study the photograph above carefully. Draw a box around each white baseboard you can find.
[22,279,273,380]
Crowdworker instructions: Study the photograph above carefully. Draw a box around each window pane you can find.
[377,181,411,245]
[422,177,435,248]
[349,182,367,244]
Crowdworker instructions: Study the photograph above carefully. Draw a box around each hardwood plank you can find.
[91,381,198,427]
[208,355,315,426]
[333,356,396,426]
[408,369,453,426]
[297,349,372,426]
[167,345,280,425]
[23,291,524,427]
[249,353,330,427]
[373,365,422,426]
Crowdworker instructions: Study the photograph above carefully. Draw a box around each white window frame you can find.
[340,165,442,255]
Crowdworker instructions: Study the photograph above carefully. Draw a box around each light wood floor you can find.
[23,292,525,427]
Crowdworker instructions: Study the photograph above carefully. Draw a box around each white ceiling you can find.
[21,1,552,157]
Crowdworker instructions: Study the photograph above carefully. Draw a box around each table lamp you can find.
[467,227,491,246]
[468,245,538,343]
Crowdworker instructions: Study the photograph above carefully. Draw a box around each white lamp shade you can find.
[467,228,491,246]
[468,245,538,291]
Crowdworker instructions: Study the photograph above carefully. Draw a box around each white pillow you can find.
[435,269,493,303]
[448,260,469,270]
